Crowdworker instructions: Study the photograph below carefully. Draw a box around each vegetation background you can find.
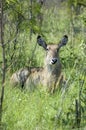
[0,0,86,130]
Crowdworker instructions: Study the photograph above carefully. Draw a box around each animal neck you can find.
[44,61,61,76]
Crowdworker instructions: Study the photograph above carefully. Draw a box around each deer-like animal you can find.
[10,35,68,93]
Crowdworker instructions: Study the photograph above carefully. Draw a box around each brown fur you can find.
[10,35,68,93]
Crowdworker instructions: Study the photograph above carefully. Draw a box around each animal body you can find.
[10,35,68,93]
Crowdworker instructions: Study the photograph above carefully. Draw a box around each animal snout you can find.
[51,58,57,64]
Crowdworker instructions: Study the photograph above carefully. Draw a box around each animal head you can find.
[37,35,68,65]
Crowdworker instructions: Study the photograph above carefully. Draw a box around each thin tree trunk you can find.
[0,0,6,125]
[75,99,81,128]
[29,0,33,40]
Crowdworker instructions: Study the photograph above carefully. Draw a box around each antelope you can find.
[10,35,68,93]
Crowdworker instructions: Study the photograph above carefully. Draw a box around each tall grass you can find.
[0,5,86,130]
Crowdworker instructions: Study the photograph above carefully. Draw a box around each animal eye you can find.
[57,48,59,51]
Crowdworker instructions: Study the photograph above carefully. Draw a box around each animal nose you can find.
[51,58,57,64]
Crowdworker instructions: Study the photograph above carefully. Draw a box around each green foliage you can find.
[4,0,43,33]
[2,72,86,130]
[3,0,44,71]
[0,1,86,130]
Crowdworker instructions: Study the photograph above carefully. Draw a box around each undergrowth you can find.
[0,4,86,130]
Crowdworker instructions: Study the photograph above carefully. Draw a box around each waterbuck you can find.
[10,35,68,93]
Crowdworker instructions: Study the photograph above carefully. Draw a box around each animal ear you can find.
[37,35,47,50]
[58,35,68,48]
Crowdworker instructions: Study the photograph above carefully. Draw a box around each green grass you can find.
[2,74,86,130]
[0,4,86,130]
